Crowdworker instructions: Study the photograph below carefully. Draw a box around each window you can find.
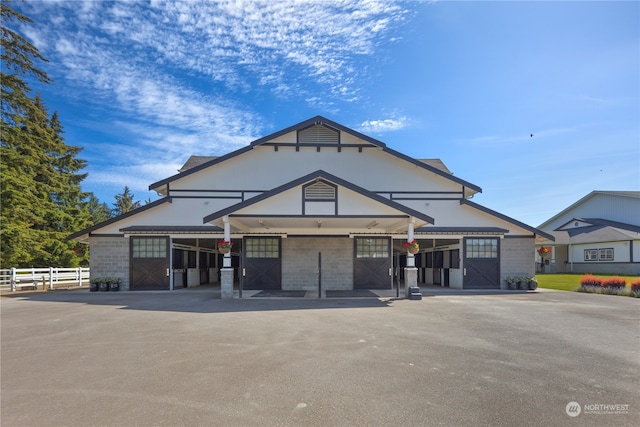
[465,238,498,258]
[599,248,614,261]
[245,238,279,258]
[356,238,389,258]
[584,249,598,261]
[132,237,167,258]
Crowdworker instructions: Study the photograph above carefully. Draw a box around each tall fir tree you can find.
[1,1,91,267]
[112,186,141,217]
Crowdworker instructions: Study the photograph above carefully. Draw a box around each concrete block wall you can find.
[282,237,353,291]
[89,236,130,290]
[500,237,535,289]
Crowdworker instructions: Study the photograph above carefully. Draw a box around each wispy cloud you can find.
[17,0,408,198]
[359,116,408,133]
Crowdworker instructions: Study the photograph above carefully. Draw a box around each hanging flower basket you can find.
[538,247,552,258]
[403,240,419,254]
[218,240,233,254]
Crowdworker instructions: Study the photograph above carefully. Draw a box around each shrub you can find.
[602,276,626,290]
[631,279,640,296]
[580,275,602,288]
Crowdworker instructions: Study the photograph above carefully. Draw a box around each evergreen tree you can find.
[1,1,90,267]
[112,186,141,216]
[87,194,112,224]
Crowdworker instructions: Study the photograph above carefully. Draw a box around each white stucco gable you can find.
[203,170,434,234]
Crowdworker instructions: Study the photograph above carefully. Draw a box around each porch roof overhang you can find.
[120,225,223,234]
[203,170,434,233]
[415,226,509,236]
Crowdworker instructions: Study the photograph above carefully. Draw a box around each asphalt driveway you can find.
[1,288,638,426]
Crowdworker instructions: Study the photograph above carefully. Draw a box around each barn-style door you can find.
[353,237,391,289]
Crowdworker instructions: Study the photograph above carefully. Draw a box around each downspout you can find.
[568,243,573,272]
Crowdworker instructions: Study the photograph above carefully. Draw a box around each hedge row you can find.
[578,275,640,297]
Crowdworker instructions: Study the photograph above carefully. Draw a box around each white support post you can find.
[78,267,83,287]
[406,217,416,268]
[405,217,418,297]
[221,215,234,299]
[223,216,232,268]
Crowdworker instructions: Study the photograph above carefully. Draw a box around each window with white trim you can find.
[584,249,598,261]
[599,248,614,261]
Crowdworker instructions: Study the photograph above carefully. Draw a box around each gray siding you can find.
[500,237,535,289]
[542,194,640,230]
[282,237,353,291]
[89,236,130,290]
[566,263,640,275]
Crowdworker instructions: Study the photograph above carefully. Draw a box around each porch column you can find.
[221,215,234,299]
[405,217,418,297]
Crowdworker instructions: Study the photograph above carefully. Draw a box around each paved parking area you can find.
[1,288,638,426]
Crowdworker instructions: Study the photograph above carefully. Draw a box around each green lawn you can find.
[537,274,639,291]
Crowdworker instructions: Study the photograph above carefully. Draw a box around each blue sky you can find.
[11,0,639,227]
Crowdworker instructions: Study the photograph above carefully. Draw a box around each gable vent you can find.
[305,181,336,200]
[298,124,339,145]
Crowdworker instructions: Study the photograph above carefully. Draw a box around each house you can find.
[69,116,553,297]
[535,191,640,275]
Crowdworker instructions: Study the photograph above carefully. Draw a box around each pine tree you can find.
[87,194,112,225]
[1,1,91,267]
[112,186,141,216]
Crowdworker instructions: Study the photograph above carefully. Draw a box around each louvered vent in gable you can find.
[305,181,336,200]
[303,179,337,215]
[298,124,339,145]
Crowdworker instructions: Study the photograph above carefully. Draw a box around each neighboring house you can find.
[535,191,640,275]
[69,116,552,297]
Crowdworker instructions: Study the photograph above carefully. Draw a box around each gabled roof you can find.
[149,116,482,195]
[179,156,218,172]
[67,198,172,241]
[541,217,640,245]
[556,217,640,234]
[203,169,435,226]
[538,191,640,229]
[460,199,555,241]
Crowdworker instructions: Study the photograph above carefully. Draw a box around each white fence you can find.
[0,267,90,292]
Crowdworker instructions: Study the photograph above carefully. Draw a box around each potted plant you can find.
[403,240,419,254]
[506,277,517,290]
[537,247,552,258]
[217,240,233,254]
[518,277,530,290]
[99,277,110,292]
[109,277,121,292]
[90,278,100,292]
[528,277,538,290]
